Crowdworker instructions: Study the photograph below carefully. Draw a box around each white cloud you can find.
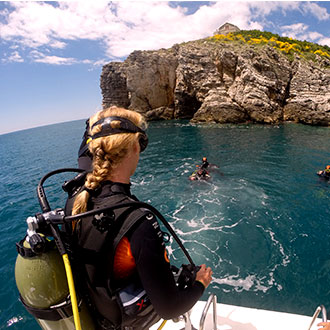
[250,1,300,17]
[29,49,75,64]
[281,23,328,46]
[3,1,262,59]
[93,59,110,67]
[49,40,67,49]
[29,49,98,65]
[0,1,329,64]
[318,37,330,47]
[0,7,9,17]
[281,23,308,39]
[301,2,330,21]
[282,23,309,33]
[100,1,269,57]
[34,55,76,65]
[3,50,24,63]
[308,31,324,42]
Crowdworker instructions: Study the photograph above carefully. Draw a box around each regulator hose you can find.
[62,254,82,330]
[157,320,167,330]
[49,223,82,330]
[37,168,84,212]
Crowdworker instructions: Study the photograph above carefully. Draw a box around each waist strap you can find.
[20,294,75,321]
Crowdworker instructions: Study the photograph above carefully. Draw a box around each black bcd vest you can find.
[63,176,160,329]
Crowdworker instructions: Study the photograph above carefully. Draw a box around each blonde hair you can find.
[72,106,147,216]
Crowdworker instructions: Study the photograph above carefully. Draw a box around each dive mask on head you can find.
[91,116,149,152]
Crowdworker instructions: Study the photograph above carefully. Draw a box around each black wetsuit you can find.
[73,181,204,329]
[320,170,330,179]
[200,161,209,170]
[130,219,204,319]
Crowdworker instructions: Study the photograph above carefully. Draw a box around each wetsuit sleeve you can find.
[129,216,204,320]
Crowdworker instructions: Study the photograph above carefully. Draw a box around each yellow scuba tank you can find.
[15,234,95,330]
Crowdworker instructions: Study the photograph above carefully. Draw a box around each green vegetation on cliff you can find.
[209,30,330,63]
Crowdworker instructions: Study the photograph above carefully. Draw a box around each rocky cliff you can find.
[100,33,330,125]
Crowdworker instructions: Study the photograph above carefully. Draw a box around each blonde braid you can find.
[72,106,147,217]
[72,148,111,216]
[85,144,114,190]
[72,190,89,216]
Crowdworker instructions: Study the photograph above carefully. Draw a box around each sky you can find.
[0,1,329,135]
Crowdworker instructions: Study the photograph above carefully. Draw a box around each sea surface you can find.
[1,119,330,329]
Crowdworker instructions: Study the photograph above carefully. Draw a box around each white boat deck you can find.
[151,300,322,330]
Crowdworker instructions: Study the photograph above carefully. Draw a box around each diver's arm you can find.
[129,218,205,320]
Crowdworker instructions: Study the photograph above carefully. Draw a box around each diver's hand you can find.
[196,264,213,288]
[318,322,330,330]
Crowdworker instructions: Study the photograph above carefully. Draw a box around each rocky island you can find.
[100,24,330,126]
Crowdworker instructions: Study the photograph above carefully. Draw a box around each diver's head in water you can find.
[73,106,148,215]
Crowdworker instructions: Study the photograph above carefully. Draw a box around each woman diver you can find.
[69,106,213,329]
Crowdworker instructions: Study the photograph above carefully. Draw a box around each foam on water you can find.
[1,120,330,328]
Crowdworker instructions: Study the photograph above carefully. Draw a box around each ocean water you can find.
[1,119,330,329]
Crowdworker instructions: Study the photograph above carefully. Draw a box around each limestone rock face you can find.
[100,39,330,125]
[101,49,177,119]
[283,59,330,125]
[101,62,130,109]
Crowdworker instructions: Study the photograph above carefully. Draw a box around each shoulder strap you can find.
[112,207,153,251]
[74,194,151,265]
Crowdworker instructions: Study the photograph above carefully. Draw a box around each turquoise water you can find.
[1,119,330,329]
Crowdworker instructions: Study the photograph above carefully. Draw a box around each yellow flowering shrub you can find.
[208,30,330,62]
[314,49,330,58]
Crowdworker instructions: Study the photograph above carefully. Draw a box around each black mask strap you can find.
[91,116,148,152]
